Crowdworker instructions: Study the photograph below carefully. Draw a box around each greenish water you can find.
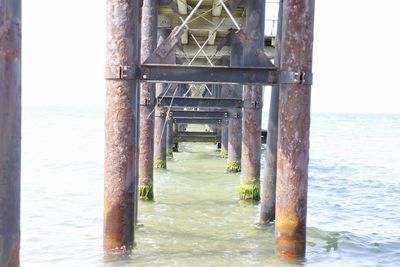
[21,109,400,266]
[130,143,279,266]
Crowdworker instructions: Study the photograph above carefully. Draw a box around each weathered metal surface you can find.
[0,0,21,265]
[166,114,174,158]
[139,0,158,199]
[275,0,315,259]
[240,0,265,200]
[153,29,175,169]
[219,84,231,158]
[260,0,283,224]
[226,35,243,173]
[175,131,221,143]
[173,118,222,124]
[141,64,278,85]
[144,26,183,64]
[171,110,228,119]
[104,0,140,257]
[158,96,242,108]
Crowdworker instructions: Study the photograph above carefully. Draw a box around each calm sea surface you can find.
[21,108,400,266]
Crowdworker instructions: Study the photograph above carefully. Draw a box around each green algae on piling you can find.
[139,184,154,200]
[220,148,228,158]
[239,183,260,201]
[154,159,167,169]
[226,159,241,172]
[166,149,173,158]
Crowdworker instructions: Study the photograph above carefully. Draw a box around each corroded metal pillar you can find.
[104,0,141,257]
[226,37,243,173]
[275,0,315,259]
[240,0,265,200]
[0,0,21,265]
[138,0,157,200]
[220,84,229,158]
[166,112,174,158]
[154,83,167,169]
[154,29,174,169]
[260,0,283,224]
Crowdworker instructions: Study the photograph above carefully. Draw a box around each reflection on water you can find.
[21,109,400,266]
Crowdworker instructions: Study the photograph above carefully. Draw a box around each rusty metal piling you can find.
[219,84,230,159]
[138,0,158,200]
[239,0,265,200]
[153,29,172,169]
[0,0,21,265]
[104,0,141,257]
[275,0,315,259]
[260,0,283,224]
[226,37,243,173]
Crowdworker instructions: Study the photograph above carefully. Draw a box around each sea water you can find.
[21,108,400,266]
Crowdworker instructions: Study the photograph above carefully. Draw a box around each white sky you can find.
[22,0,400,114]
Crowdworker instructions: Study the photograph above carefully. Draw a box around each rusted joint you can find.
[279,70,313,85]
[243,101,263,109]
[155,110,166,118]
[140,97,156,106]
[105,65,136,80]
[232,112,241,119]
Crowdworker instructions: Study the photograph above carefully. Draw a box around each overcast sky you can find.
[22,0,400,114]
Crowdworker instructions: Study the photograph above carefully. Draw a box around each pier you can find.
[0,0,314,264]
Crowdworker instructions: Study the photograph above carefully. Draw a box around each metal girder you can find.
[158,96,242,108]
[175,131,221,143]
[173,118,223,124]
[170,110,228,118]
[141,64,278,85]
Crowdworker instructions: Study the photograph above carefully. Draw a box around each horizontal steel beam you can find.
[170,110,228,118]
[173,118,223,124]
[174,131,221,143]
[141,64,278,85]
[158,96,242,108]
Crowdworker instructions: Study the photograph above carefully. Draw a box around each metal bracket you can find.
[279,70,313,85]
[232,112,241,119]
[155,110,166,118]
[105,65,136,80]
[243,101,263,109]
[140,97,156,106]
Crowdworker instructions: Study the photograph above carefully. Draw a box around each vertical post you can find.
[275,0,315,259]
[219,113,229,158]
[154,30,168,169]
[0,0,21,265]
[154,82,167,169]
[154,29,175,169]
[138,0,157,200]
[240,0,265,201]
[218,57,230,158]
[260,0,283,224]
[104,0,141,258]
[166,112,174,158]
[226,37,243,173]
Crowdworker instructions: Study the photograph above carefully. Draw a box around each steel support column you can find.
[275,0,315,259]
[154,29,174,169]
[220,85,230,158]
[260,0,283,224]
[240,0,265,201]
[0,0,21,265]
[166,112,174,158]
[138,0,157,200]
[226,36,243,173]
[104,0,141,257]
